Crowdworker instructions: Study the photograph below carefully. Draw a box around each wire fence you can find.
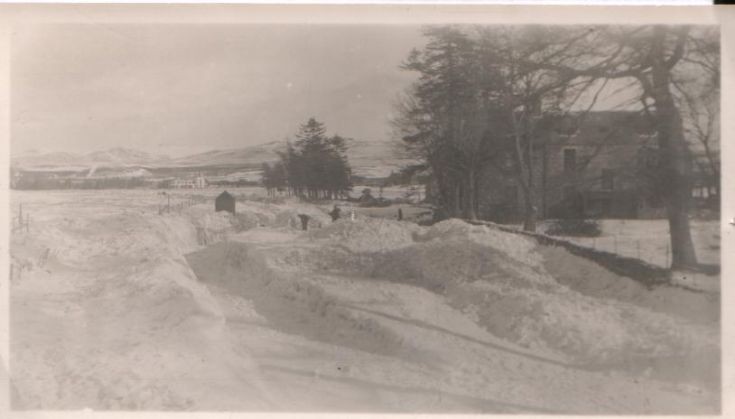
[9,194,211,284]
[10,203,34,284]
[156,193,209,215]
[560,235,672,268]
[13,203,31,234]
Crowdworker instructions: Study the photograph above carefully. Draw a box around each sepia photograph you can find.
[2,5,727,416]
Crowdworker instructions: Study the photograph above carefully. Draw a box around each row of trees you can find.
[262,118,353,199]
[393,25,719,269]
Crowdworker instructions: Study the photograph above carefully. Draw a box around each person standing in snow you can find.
[298,213,310,231]
[329,205,341,222]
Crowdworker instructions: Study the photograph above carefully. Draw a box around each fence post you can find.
[665,243,670,267]
[614,236,618,254]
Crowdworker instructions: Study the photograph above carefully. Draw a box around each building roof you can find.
[536,111,657,147]
[217,190,234,200]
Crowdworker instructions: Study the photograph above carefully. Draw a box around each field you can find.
[7,189,721,413]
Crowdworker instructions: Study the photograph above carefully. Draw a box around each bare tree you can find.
[396,26,604,225]
[474,26,605,231]
[671,27,720,200]
[396,25,717,268]
[544,26,707,268]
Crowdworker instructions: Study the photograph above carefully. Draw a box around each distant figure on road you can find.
[350,210,356,221]
[298,214,310,231]
[397,208,403,221]
[329,205,341,222]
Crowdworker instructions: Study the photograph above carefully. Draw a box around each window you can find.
[602,169,615,190]
[638,146,659,169]
[563,148,577,173]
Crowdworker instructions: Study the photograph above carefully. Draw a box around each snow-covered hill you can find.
[12,140,417,179]
[164,141,285,168]
[86,148,168,166]
[344,138,418,178]
[164,139,416,178]
[12,148,169,171]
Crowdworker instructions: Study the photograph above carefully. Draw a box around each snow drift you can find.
[10,192,719,411]
[10,204,274,409]
[186,214,718,387]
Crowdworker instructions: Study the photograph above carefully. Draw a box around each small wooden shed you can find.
[215,190,236,214]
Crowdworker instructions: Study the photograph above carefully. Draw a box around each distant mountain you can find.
[12,147,169,170]
[12,139,418,179]
[86,148,168,166]
[343,138,417,178]
[163,141,284,168]
[164,139,417,178]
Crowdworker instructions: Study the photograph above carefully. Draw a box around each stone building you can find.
[478,111,668,223]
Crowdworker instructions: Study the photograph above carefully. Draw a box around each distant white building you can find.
[172,173,207,189]
[194,174,207,188]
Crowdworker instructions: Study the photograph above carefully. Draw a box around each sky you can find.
[11,24,659,159]
[11,24,424,157]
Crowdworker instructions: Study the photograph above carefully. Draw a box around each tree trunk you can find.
[522,188,537,232]
[463,169,478,220]
[432,165,454,218]
[541,144,548,219]
[702,142,720,197]
[473,168,481,218]
[511,116,538,232]
[454,181,463,217]
[514,169,537,232]
[651,29,698,268]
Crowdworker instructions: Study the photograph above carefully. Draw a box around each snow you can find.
[350,184,426,202]
[8,190,720,413]
[12,148,168,170]
[206,170,262,183]
[531,218,722,293]
[13,140,418,182]
[537,218,720,268]
[308,218,420,252]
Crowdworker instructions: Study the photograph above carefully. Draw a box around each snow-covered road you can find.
[8,191,720,413]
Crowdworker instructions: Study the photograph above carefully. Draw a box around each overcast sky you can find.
[12,24,424,157]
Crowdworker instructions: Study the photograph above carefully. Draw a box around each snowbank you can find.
[10,201,273,409]
[308,218,421,253]
[186,242,407,357]
[274,205,330,230]
[300,218,718,372]
[421,219,541,266]
[10,192,719,410]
